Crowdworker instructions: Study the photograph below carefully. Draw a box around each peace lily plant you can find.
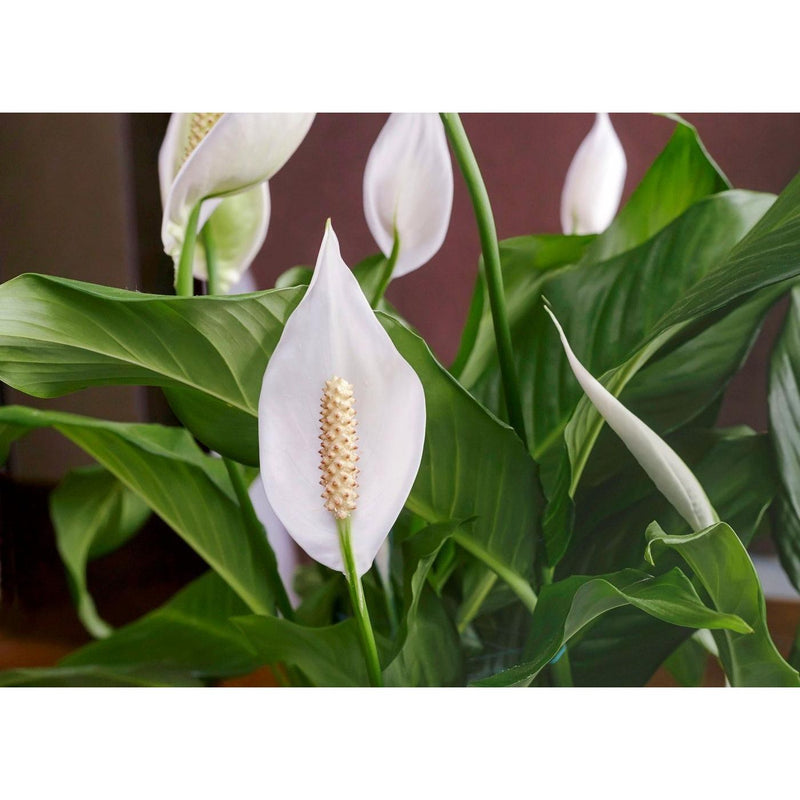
[1,112,800,687]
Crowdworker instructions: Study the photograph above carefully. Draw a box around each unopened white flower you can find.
[249,475,300,607]
[560,113,626,235]
[363,113,454,277]
[159,113,314,291]
[258,221,426,576]
[545,306,717,532]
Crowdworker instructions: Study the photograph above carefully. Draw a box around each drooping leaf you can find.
[645,521,800,687]
[475,567,749,687]
[61,571,262,679]
[0,405,279,616]
[50,465,151,638]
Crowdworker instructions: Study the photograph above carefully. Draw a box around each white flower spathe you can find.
[545,305,717,532]
[249,475,301,607]
[363,113,453,277]
[159,113,313,291]
[258,221,426,576]
[560,113,626,235]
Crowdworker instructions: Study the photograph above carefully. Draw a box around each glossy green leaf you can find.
[645,521,800,687]
[232,615,368,687]
[768,285,800,592]
[61,571,262,679]
[383,521,465,686]
[475,567,749,687]
[50,465,151,638]
[0,405,279,616]
[0,275,301,465]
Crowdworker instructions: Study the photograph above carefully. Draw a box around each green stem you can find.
[457,571,497,633]
[338,517,383,686]
[377,563,400,638]
[452,530,537,615]
[440,113,527,445]
[370,230,401,308]
[175,203,202,297]
[201,224,223,296]
[223,458,295,621]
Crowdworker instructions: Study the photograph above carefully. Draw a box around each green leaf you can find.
[60,571,262,679]
[0,405,279,616]
[381,316,542,583]
[50,465,151,638]
[0,275,302,465]
[768,285,800,592]
[0,665,203,687]
[475,567,749,687]
[661,634,710,687]
[383,521,465,686]
[232,615,369,687]
[645,521,800,687]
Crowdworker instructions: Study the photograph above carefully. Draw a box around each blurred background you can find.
[2,113,800,669]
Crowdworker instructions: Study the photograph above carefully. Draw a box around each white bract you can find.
[160,113,314,292]
[560,113,627,235]
[258,221,426,576]
[249,475,300,607]
[545,306,717,532]
[363,113,453,277]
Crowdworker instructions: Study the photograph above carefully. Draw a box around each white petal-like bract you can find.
[249,475,300,607]
[259,221,427,576]
[160,113,313,281]
[545,306,717,532]
[560,113,626,235]
[363,113,453,277]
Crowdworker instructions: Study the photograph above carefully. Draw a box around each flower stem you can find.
[337,517,383,686]
[440,113,527,445]
[370,230,401,308]
[223,458,295,621]
[201,224,223,296]
[175,203,202,297]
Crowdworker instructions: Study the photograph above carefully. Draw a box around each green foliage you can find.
[0,405,281,616]
[475,566,750,687]
[50,465,151,638]
[645,522,800,687]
